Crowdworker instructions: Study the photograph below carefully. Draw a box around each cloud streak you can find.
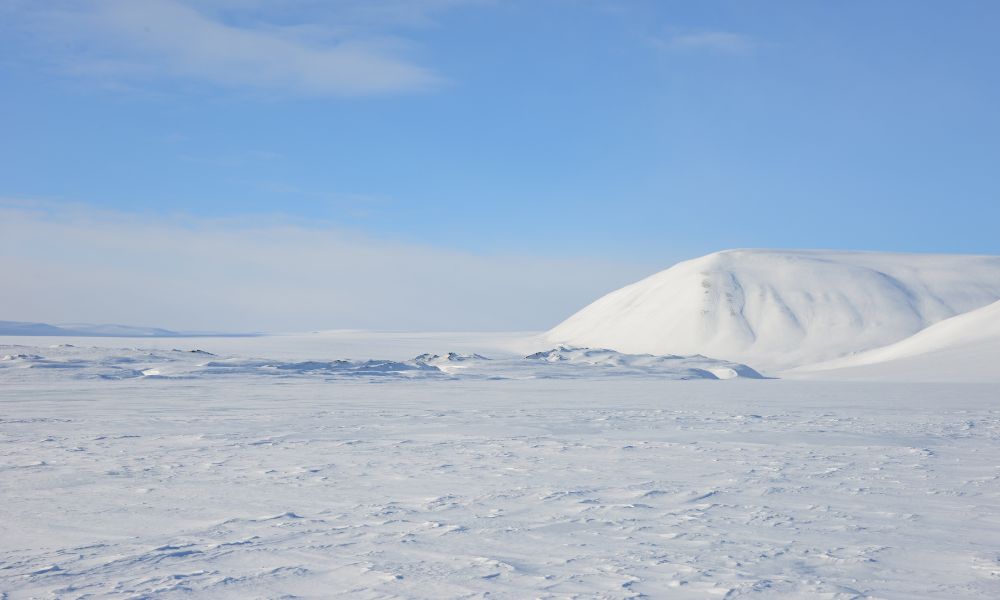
[8,0,456,96]
[0,202,654,333]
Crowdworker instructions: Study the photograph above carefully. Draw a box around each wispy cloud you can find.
[652,30,756,55]
[5,0,470,96]
[0,201,653,332]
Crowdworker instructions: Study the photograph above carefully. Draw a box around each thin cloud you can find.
[0,201,654,333]
[8,0,454,96]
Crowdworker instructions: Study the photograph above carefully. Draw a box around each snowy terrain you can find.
[4,251,1000,598]
[1,330,999,599]
[791,299,1000,382]
[547,250,1000,371]
[0,343,762,383]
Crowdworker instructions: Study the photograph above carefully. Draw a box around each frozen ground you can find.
[2,335,1000,599]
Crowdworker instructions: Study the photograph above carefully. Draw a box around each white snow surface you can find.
[791,299,1000,382]
[546,249,1000,372]
[2,333,1000,598]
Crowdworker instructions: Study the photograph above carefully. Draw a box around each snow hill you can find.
[546,250,1000,371]
[794,299,1000,381]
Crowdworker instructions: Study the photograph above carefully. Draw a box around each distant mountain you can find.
[0,320,245,338]
[56,323,181,337]
[0,321,77,336]
[546,249,1000,371]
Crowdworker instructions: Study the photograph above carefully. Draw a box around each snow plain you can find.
[3,331,1000,599]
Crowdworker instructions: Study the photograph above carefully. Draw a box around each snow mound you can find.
[794,299,1000,381]
[414,346,761,380]
[199,358,443,378]
[546,249,1000,370]
[412,352,492,374]
[524,346,764,379]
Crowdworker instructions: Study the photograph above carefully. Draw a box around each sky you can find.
[2,0,999,332]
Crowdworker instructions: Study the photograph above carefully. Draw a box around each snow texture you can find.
[0,343,762,383]
[2,356,999,599]
[5,247,1000,598]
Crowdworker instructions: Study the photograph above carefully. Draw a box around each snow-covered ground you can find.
[3,333,1000,598]
[0,342,763,382]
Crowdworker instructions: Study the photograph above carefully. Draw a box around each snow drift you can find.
[546,249,1000,371]
[794,299,1000,381]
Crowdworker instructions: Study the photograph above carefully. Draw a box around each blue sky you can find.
[1,1,999,330]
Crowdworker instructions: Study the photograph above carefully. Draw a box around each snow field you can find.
[3,377,999,599]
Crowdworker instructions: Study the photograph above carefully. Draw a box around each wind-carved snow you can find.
[546,249,1000,371]
[2,375,999,599]
[0,344,763,383]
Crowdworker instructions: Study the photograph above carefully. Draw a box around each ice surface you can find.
[547,249,1000,371]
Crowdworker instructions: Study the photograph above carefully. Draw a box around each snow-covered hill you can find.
[793,299,1000,381]
[546,250,1000,371]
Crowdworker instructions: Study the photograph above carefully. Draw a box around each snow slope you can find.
[546,249,1000,371]
[792,298,1000,382]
